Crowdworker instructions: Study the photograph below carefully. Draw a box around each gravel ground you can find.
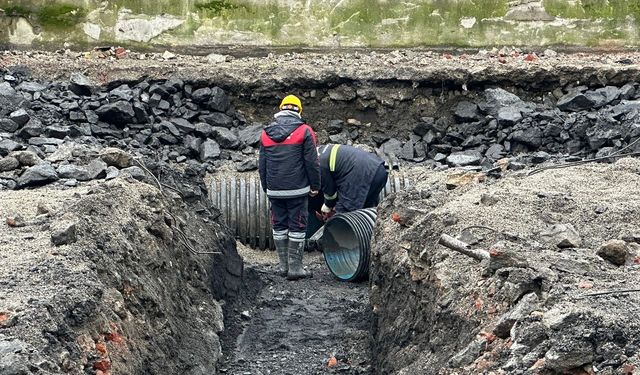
[219,244,371,375]
[2,48,640,90]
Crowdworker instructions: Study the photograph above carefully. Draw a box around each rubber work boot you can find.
[287,239,312,280]
[274,238,289,277]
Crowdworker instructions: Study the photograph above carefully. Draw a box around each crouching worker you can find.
[259,95,320,280]
[317,144,388,217]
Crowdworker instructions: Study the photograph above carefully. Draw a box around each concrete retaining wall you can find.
[1,0,639,48]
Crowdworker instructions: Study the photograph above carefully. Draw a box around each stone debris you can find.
[596,239,629,266]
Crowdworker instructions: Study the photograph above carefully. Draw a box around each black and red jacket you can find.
[259,111,320,198]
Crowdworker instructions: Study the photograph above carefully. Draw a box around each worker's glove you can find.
[321,203,332,213]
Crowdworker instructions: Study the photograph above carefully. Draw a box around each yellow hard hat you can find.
[280,94,303,115]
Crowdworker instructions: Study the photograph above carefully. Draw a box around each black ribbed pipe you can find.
[210,172,408,250]
[321,208,377,282]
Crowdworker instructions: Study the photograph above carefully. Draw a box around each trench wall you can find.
[2,0,640,48]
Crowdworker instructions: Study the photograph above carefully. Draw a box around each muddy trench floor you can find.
[218,243,371,375]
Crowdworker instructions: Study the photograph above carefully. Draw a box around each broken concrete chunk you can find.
[6,214,25,228]
[539,223,581,248]
[596,239,629,266]
[51,220,78,246]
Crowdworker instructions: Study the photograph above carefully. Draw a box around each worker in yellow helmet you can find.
[259,94,319,280]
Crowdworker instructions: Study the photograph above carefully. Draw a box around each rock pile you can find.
[0,70,263,191]
[2,68,640,192]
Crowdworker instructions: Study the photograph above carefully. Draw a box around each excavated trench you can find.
[2,54,640,374]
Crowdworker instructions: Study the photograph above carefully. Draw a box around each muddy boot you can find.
[273,231,289,276]
[287,238,312,280]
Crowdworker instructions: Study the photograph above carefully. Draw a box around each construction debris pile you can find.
[371,159,640,374]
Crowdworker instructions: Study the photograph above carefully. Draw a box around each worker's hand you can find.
[309,190,319,197]
[321,203,332,213]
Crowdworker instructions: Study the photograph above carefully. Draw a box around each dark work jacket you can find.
[259,111,320,199]
[319,144,384,212]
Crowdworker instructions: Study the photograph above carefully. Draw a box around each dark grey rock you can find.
[0,119,18,133]
[511,128,543,148]
[481,88,525,115]
[69,111,86,122]
[200,139,221,161]
[531,151,551,164]
[0,156,19,172]
[557,91,595,112]
[17,163,58,188]
[96,101,136,125]
[446,150,483,167]
[60,101,80,111]
[16,81,45,93]
[0,139,20,156]
[0,82,17,97]
[594,86,621,106]
[9,109,29,126]
[160,120,180,137]
[413,118,434,137]
[544,341,594,372]
[236,158,258,172]
[208,87,231,112]
[329,132,349,144]
[497,108,523,126]
[87,159,108,179]
[595,147,616,159]
[148,93,162,107]
[328,119,344,135]
[184,135,203,155]
[51,220,77,246]
[157,100,170,111]
[110,84,134,101]
[609,100,640,119]
[171,118,195,133]
[238,123,263,146]
[620,83,636,100]
[494,293,538,339]
[45,126,70,139]
[194,122,213,137]
[201,112,233,128]
[132,102,149,123]
[69,72,93,96]
[57,164,91,181]
[485,144,505,160]
[16,117,43,138]
[191,87,212,104]
[212,127,240,149]
[381,138,403,156]
[85,110,99,124]
[399,141,415,160]
[454,101,480,122]
[149,83,170,98]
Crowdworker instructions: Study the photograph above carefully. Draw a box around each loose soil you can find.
[218,242,371,375]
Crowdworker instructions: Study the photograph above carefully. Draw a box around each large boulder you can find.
[208,87,231,112]
[96,101,136,126]
[201,112,233,128]
[211,127,240,149]
[200,139,221,161]
[481,88,525,116]
[238,123,263,147]
[557,92,595,112]
[69,73,93,96]
[17,163,59,188]
[453,101,480,122]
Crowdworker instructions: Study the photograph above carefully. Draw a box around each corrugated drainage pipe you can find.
[321,208,377,282]
[210,172,408,250]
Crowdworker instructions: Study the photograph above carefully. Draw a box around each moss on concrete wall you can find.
[1,0,639,47]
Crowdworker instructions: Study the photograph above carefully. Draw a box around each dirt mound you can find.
[370,158,640,374]
[0,177,242,374]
